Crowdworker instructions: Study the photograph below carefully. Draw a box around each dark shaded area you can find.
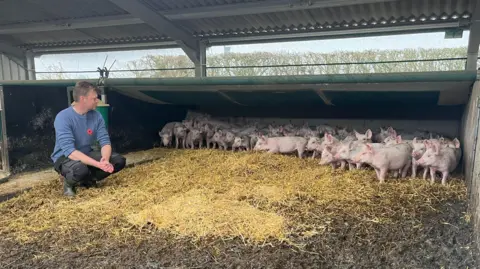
[0,198,476,269]
[0,85,466,175]
[197,104,464,120]
[2,86,189,174]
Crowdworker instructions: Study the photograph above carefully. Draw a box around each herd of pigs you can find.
[158,116,462,185]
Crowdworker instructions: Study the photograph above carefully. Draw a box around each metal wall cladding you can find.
[0,54,26,81]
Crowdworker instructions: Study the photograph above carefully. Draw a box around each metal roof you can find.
[0,0,478,54]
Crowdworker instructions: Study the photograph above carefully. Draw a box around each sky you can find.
[34,30,472,77]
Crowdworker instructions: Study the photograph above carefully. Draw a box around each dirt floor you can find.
[0,149,477,269]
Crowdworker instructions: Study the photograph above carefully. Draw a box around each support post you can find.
[0,86,10,175]
[25,50,36,80]
[466,2,480,71]
[67,86,74,105]
[195,41,207,77]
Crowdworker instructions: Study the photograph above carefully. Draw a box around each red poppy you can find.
[87,129,93,135]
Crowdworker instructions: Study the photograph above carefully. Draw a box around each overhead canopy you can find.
[0,0,477,54]
[1,70,477,107]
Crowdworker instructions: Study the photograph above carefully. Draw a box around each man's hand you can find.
[99,157,114,173]
[69,150,114,173]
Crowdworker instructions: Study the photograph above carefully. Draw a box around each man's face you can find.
[81,89,99,110]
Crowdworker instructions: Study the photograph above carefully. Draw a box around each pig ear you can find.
[324,133,331,142]
[380,127,385,133]
[453,138,460,148]
[423,140,431,148]
[365,129,372,139]
[396,135,402,143]
[387,127,397,137]
[433,143,440,155]
[413,137,417,144]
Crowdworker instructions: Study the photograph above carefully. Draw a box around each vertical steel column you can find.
[25,50,36,80]
[0,86,10,174]
[466,1,480,71]
[195,41,207,77]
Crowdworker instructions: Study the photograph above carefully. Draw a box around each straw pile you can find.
[0,148,468,253]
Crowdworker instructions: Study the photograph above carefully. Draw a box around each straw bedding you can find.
[0,148,477,268]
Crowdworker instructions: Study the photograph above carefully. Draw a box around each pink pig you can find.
[253,136,307,158]
[319,144,347,169]
[416,139,461,185]
[351,143,412,183]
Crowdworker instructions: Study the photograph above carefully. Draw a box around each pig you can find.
[280,126,297,137]
[316,124,336,135]
[158,121,179,147]
[158,131,173,147]
[185,128,203,149]
[296,122,319,138]
[212,130,227,150]
[334,141,363,170]
[182,119,194,129]
[354,129,373,143]
[232,135,251,152]
[306,136,324,159]
[268,125,283,137]
[416,139,461,185]
[319,145,347,169]
[335,141,386,171]
[321,133,340,147]
[253,136,307,158]
[410,138,429,179]
[351,143,413,183]
[373,126,396,143]
[202,123,216,149]
[173,123,188,149]
[336,127,351,140]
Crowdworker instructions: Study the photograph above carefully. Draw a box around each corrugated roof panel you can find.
[177,0,474,35]
[0,0,476,50]
[141,0,266,11]
[0,0,127,26]
[11,24,169,47]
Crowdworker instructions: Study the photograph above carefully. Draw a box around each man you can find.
[51,81,126,197]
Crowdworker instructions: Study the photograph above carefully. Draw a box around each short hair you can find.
[73,81,101,102]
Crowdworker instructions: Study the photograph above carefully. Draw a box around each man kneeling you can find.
[51,81,126,196]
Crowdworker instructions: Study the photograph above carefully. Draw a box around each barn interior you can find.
[0,0,479,268]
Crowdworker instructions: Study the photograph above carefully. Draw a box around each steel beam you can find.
[163,0,399,20]
[466,0,480,71]
[0,41,24,60]
[108,0,201,64]
[208,22,462,45]
[0,15,143,35]
[32,41,178,55]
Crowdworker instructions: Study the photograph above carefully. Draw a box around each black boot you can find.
[63,177,77,197]
[80,179,98,189]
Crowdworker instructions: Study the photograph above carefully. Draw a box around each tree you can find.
[37,47,471,79]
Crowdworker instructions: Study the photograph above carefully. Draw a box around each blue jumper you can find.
[51,106,110,163]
